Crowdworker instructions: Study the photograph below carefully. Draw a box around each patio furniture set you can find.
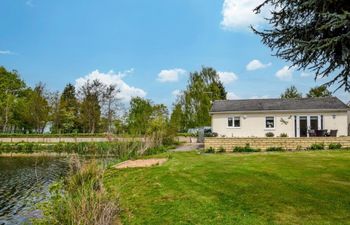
[308,129,338,137]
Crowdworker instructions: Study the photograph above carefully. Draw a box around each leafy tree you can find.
[12,88,34,133]
[307,86,332,98]
[79,80,103,133]
[252,0,350,91]
[0,67,26,132]
[175,67,226,130]
[127,97,153,135]
[26,83,50,133]
[59,84,80,133]
[102,84,120,133]
[281,85,302,99]
[49,91,62,133]
[169,103,184,133]
[113,118,127,134]
[147,104,169,146]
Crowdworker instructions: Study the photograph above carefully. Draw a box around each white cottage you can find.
[210,97,350,138]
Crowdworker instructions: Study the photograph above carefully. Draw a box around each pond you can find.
[0,157,69,225]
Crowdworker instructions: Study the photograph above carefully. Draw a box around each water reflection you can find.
[0,157,69,225]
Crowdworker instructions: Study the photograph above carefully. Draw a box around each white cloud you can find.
[221,0,270,30]
[218,71,238,84]
[0,50,14,55]
[157,68,186,82]
[246,59,272,71]
[300,72,312,77]
[250,95,269,99]
[75,69,146,102]
[227,92,240,100]
[172,89,182,97]
[275,66,294,81]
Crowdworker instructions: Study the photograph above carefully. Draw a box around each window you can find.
[228,117,233,127]
[228,117,240,128]
[234,117,240,128]
[265,116,275,129]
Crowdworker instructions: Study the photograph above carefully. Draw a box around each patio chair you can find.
[328,130,338,137]
[315,129,328,137]
[308,129,316,137]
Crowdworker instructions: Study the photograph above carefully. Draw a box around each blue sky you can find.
[1,0,349,108]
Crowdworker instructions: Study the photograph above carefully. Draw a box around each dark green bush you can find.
[144,145,168,156]
[162,136,180,146]
[204,147,215,153]
[279,133,288,137]
[328,143,342,150]
[233,144,260,152]
[265,132,275,137]
[217,146,226,153]
[308,143,325,150]
[266,147,285,152]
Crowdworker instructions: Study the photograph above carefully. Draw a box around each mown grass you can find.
[104,150,350,225]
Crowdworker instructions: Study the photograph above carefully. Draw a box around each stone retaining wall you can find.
[205,137,350,151]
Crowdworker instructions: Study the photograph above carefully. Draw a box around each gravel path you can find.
[171,143,204,152]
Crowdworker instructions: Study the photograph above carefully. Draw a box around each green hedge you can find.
[0,142,143,159]
[0,133,110,138]
[266,147,285,152]
[233,144,260,152]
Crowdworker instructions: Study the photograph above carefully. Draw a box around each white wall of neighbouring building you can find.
[211,111,349,138]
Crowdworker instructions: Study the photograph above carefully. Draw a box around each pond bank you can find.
[0,152,70,157]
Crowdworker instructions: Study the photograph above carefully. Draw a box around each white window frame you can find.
[265,116,275,129]
[227,116,241,128]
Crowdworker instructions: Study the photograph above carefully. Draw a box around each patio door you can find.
[299,116,308,137]
[310,116,319,131]
[295,115,322,137]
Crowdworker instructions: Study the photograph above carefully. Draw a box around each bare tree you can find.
[102,84,121,133]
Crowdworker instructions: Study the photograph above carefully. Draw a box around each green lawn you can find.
[104,151,350,225]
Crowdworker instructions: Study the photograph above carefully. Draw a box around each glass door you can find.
[310,116,319,131]
[299,116,308,137]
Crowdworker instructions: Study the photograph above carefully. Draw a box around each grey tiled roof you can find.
[211,97,349,113]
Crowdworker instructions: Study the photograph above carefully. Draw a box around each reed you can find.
[33,158,118,225]
[0,141,143,158]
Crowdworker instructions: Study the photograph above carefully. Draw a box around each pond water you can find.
[0,157,69,225]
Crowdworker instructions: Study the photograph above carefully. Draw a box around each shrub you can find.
[176,133,197,137]
[204,147,215,153]
[266,147,285,152]
[328,143,342,150]
[308,143,325,150]
[217,146,226,153]
[162,136,179,146]
[233,144,260,153]
[265,132,275,137]
[33,160,118,225]
[144,145,168,156]
[205,132,218,137]
[279,133,288,137]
